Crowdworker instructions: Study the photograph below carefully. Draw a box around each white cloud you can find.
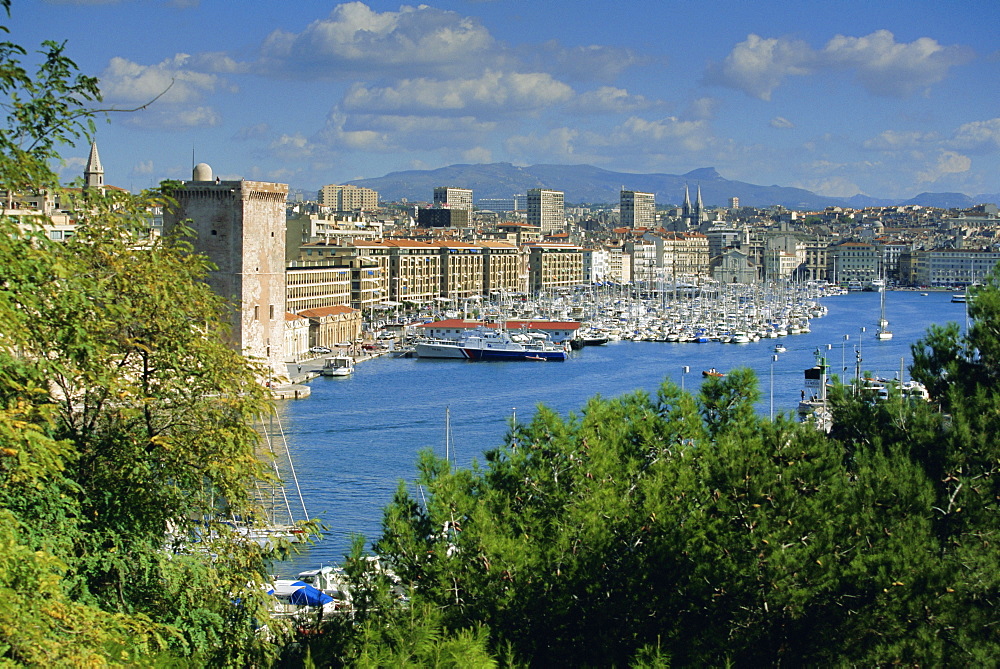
[770,116,794,129]
[123,106,221,129]
[616,116,713,152]
[686,97,719,121]
[462,146,493,164]
[260,2,497,79]
[917,150,971,183]
[949,118,1000,152]
[505,127,582,161]
[234,123,272,141]
[707,30,970,100]
[269,133,315,160]
[862,129,938,150]
[132,160,154,175]
[798,176,863,198]
[519,40,643,82]
[572,87,654,113]
[822,30,972,97]
[342,71,573,114]
[100,55,235,104]
[703,34,813,100]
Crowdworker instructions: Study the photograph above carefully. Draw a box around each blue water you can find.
[275,290,966,574]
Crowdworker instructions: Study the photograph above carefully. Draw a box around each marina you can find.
[276,289,967,576]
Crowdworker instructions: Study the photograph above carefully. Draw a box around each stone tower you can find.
[84,141,104,190]
[163,163,289,381]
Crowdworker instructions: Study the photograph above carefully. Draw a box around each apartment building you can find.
[526,243,584,292]
[527,188,565,234]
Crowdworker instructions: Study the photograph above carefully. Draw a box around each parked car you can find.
[309,346,332,354]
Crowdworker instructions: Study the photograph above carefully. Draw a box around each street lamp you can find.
[842,334,849,378]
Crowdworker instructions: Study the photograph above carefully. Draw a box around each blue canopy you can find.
[288,581,334,607]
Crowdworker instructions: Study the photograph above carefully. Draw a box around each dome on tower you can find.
[192,163,213,182]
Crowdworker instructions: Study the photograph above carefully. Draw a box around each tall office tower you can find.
[527,188,565,234]
[433,186,473,210]
[620,189,655,228]
[728,196,739,209]
[163,163,289,380]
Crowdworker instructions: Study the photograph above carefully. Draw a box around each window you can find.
[254,305,260,321]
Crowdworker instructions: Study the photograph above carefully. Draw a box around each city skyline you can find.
[16,0,1000,200]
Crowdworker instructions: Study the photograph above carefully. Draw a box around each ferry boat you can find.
[415,327,567,361]
[320,356,355,376]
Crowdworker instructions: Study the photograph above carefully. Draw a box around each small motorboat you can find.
[702,368,725,378]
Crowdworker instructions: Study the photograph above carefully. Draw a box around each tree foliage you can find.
[351,326,1000,667]
[0,7,299,665]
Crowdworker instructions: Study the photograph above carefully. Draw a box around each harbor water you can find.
[276,290,967,574]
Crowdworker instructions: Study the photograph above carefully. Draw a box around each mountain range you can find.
[345,163,1000,211]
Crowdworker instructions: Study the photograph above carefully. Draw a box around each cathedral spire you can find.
[84,141,104,190]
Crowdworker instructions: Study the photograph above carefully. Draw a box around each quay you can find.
[271,347,393,400]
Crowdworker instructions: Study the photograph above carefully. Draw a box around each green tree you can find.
[0,5,303,664]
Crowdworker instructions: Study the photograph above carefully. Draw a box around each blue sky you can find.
[13,0,1000,200]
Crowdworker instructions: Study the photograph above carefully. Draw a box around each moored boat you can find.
[416,327,567,361]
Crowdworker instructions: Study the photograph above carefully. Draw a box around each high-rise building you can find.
[163,163,288,380]
[317,184,379,211]
[433,187,473,210]
[527,188,565,234]
[620,189,655,228]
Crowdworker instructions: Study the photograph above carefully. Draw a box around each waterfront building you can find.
[914,248,1000,286]
[285,212,382,261]
[284,312,310,362]
[711,248,757,284]
[705,226,745,260]
[430,240,484,300]
[297,241,387,312]
[527,188,565,234]
[492,222,541,246]
[479,241,522,296]
[605,244,631,284]
[582,247,610,283]
[826,241,880,286]
[802,238,830,282]
[317,184,379,211]
[620,189,655,228]
[162,163,288,380]
[526,243,584,293]
[383,239,442,306]
[285,264,352,312]
[296,305,362,350]
[627,239,658,285]
[433,187,473,211]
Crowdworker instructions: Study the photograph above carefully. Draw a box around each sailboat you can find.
[875,281,892,340]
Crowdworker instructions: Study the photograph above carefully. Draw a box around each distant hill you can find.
[344,163,998,211]
[349,163,1000,210]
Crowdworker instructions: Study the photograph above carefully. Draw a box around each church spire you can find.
[84,141,104,190]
